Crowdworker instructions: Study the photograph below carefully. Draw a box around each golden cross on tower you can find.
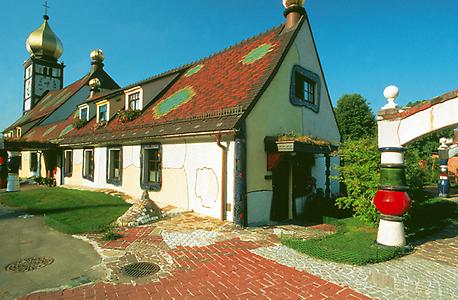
[43,0,49,16]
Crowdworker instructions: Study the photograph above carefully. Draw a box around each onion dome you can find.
[283,0,305,8]
[90,49,105,63]
[26,15,63,60]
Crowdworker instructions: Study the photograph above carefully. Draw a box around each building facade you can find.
[3,1,341,226]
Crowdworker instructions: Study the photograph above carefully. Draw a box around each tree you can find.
[335,94,376,141]
[336,138,380,224]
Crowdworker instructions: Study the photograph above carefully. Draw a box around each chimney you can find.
[90,49,105,73]
[283,0,305,30]
[89,78,101,99]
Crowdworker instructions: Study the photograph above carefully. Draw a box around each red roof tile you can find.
[6,75,90,131]
[63,23,298,144]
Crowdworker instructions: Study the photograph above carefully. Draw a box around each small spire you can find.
[43,0,50,16]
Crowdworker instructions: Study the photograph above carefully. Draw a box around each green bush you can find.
[117,109,142,123]
[102,231,123,241]
[72,118,87,129]
[336,138,380,224]
[33,176,56,187]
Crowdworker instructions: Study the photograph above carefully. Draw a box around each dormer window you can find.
[128,92,141,110]
[96,101,110,123]
[290,65,321,113]
[125,87,143,111]
[79,105,89,121]
[16,127,22,137]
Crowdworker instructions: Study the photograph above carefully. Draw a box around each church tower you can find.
[23,14,64,114]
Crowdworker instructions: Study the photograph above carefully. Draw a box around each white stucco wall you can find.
[245,18,341,225]
[19,151,45,178]
[61,138,235,222]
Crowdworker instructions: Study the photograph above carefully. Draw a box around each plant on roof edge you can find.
[117,109,142,123]
[72,118,87,130]
[95,120,108,129]
[276,130,332,146]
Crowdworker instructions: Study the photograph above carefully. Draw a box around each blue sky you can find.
[0,0,457,130]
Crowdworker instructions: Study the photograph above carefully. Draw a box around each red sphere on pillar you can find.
[374,190,411,216]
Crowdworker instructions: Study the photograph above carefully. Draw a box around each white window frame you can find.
[96,100,110,123]
[79,104,89,121]
[16,127,22,137]
[124,87,143,111]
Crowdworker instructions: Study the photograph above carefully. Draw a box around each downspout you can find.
[216,132,228,221]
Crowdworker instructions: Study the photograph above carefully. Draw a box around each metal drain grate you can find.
[5,257,54,272]
[121,262,160,278]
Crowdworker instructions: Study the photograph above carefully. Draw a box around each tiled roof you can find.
[62,22,299,145]
[379,88,458,121]
[22,110,77,142]
[5,74,90,131]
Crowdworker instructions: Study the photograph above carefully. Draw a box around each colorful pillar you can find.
[374,86,411,247]
[438,138,451,198]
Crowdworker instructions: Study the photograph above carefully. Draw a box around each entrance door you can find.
[271,159,290,222]
[43,150,58,178]
[292,153,314,223]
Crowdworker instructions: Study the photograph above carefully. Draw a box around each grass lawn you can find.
[282,195,457,266]
[0,187,131,234]
[282,218,404,266]
[405,196,457,241]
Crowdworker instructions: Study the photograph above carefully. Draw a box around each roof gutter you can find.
[58,129,238,148]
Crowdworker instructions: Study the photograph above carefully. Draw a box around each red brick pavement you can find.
[19,238,371,300]
[102,226,157,250]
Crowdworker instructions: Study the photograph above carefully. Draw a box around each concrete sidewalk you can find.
[0,204,104,300]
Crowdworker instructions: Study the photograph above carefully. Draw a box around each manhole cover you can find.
[5,257,54,272]
[121,262,160,278]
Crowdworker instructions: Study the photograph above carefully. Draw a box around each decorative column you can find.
[374,86,411,247]
[438,138,451,198]
[6,151,21,192]
[234,125,247,227]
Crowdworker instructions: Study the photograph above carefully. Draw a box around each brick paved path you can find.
[19,237,369,300]
[16,211,457,300]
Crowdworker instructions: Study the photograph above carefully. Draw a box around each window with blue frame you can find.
[290,65,321,113]
[141,144,162,191]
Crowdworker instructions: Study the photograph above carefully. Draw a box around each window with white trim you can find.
[97,103,108,123]
[128,92,141,110]
[79,105,89,121]
[125,88,143,111]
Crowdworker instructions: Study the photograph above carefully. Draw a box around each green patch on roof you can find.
[38,94,55,112]
[154,86,196,118]
[59,124,74,137]
[184,65,204,77]
[43,125,57,137]
[242,44,273,65]
[53,91,73,106]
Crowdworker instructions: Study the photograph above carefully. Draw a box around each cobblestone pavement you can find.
[412,222,458,268]
[17,212,457,300]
